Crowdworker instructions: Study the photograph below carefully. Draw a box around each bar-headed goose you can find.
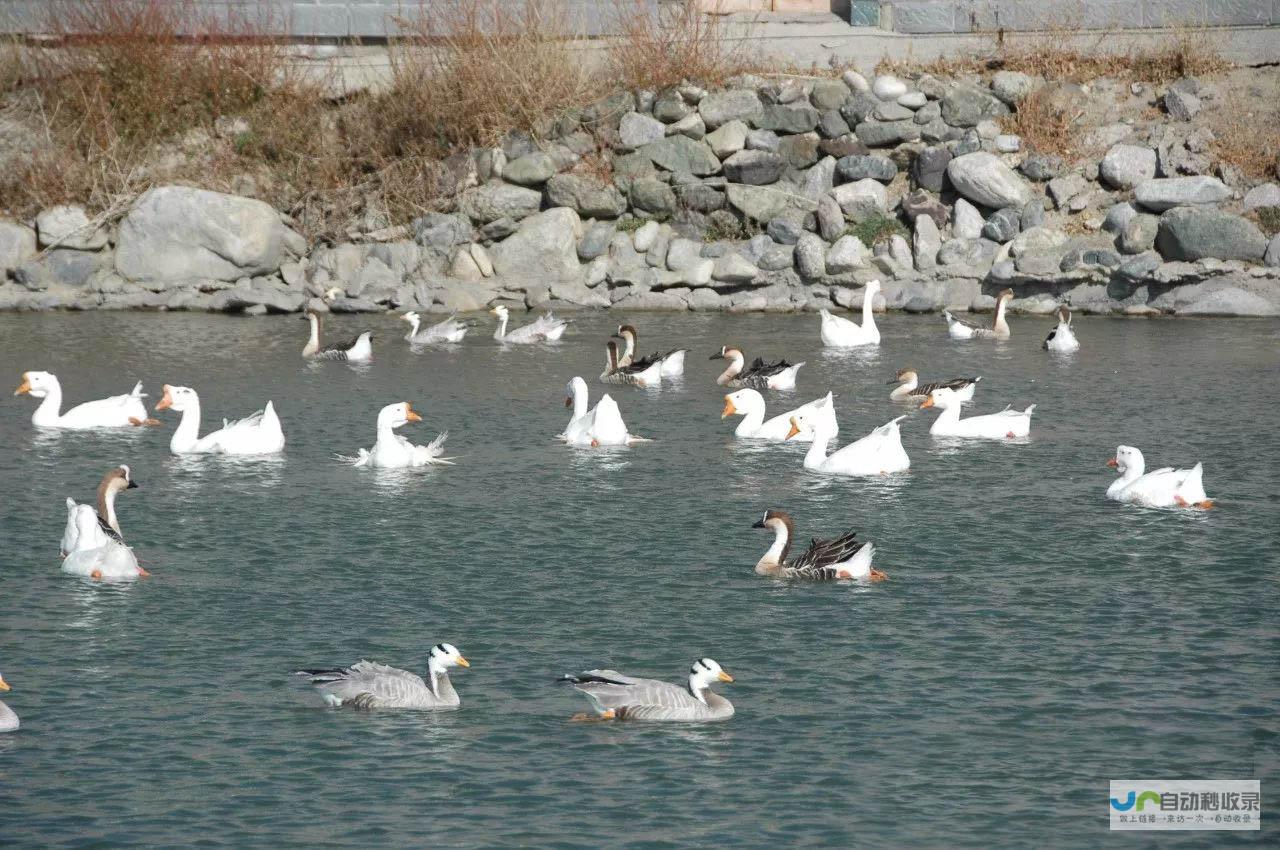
[347,402,451,468]
[710,346,804,390]
[562,377,646,447]
[943,289,1013,340]
[888,369,980,403]
[301,310,373,362]
[1106,445,1212,509]
[819,279,881,347]
[600,340,662,388]
[751,510,885,581]
[0,673,17,732]
[61,465,148,580]
[560,658,735,722]
[787,406,910,476]
[489,304,570,343]
[14,371,154,428]
[920,386,1034,439]
[402,311,473,345]
[154,385,285,455]
[295,643,470,710]
[722,389,837,442]
[615,324,688,378]
[1043,305,1080,352]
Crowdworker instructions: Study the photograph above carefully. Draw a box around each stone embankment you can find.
[2,69,1278,316]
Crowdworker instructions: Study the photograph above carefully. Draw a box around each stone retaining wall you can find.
[881,0,1280,33]
[2,69,1278,317]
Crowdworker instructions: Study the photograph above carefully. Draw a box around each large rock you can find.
[837,154,897,183]
[913,215,940,270]
[115,186,297,284]
[726,184,816,223]
[491,207,582,281]
[36,205,108,250]
[946,153,1033,209]
[722,150,786,185]
[940,85,1009,127]
[458,182,543,224]
[754,104,820,134]
[1100,144,1157,190]
[1243,183,1280,212]
[817,195,845,242]
[1164,87,1201,121]
[545,174,627,218]
[699,89,763,129]
[854,120,921,147]
[901,190,948,228]
[1177,287,1276,316]
[705,120,749,158]
[825,235,867,273]
[1119,214,1160,254]
[953,198,984,239]
[14,248,104,290]
[629,177,678,217]
[639,136,721,176]
[1266,234,1280,268]
[810,79,850,111]
[990,71,1036,104]
[1155,207,1267,262]
[872,75,907,100]
[831,179,887,222]
[618,112,666,149]
[794,233,827,279]
[777,133,820,169]
[0,221,37,272]
[501,152,556,186]
[1134,176,1231,212]
[912,146,951,193]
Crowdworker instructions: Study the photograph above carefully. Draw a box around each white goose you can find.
[562,376,646,447]
[302,310,373,362]
[489,304,570,344]
[920,386,1034,439]
[560,658,735,722]
[721,388,837,442]
[888,369,980,403]
[819,279,881,347]
[1043,305,1080,352]
[154,385,285,455]
[0,672,17,732]
[710,346,803,390]
[1106,445,1212,509]
[348,402,451,468]
[14,371,153,429]
[752,510,884,581]
[787,406,910,476]
[943,289,1013,340]
[600,340,662,388]
[615,324,688,378]
[61,465,149,580]
[295,643,470,710]
[402,311,472,345]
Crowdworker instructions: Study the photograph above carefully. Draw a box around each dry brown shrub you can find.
[607,0,757,91]
[999,84,1087,160]
[391,0,601,150]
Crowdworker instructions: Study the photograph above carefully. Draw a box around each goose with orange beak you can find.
[14,371,153,428]
[0,672,17,732]
[721,388,836,441]
[295,643,471,710]
[919,386,1034,439]
[785,402,909,476]
[346,402,451,468]
[60,465,149,580]
[1105,445,1212,509]
[560,658,735,722]
[154,384,285,455]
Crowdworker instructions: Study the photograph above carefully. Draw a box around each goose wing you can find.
[621,353,662,374]
[295,660,436,708]
[789,529,866,579]
[918,376,979,395]
[560,670,709,720]
[96,514,125,545]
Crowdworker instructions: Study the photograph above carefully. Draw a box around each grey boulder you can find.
[491,208,583,281]
[458,182,543,224]
[1155,207,1267,262]
[946,153,1033,209]
[1134,176,1232,212]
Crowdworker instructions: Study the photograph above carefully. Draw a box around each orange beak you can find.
[455,656,470,668]
[405,403,422,422]
[13,376,30,395]
[718,671,734,683]
[919,397,934,409]
[154,384,174,411]
[1106,458,1118,468]
[721,397,736,419]
[785,417,801,440]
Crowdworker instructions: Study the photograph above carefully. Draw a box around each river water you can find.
[1,310,1276,847]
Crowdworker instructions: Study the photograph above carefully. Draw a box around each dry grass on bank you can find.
[878,24,1228,83]
[0,0,751,240]
[1210,94,1280,181]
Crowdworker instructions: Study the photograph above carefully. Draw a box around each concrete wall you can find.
[0,1,659,39]
[880,0,1280,33]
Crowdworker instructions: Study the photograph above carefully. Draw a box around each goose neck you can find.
[31,383,63,425]
[171,398,202,452]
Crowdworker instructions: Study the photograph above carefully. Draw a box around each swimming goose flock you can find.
[5,280,1215,730]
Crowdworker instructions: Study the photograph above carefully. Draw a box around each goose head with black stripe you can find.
[426,642,470,698]
[751,509,795,576]
[687,657,734,704]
